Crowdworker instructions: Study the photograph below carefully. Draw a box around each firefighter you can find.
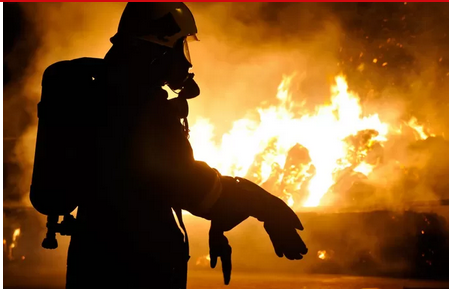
[49,2,307,289]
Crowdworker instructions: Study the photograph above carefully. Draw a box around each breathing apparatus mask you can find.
[111,2,201,100]
[164,36,200,100]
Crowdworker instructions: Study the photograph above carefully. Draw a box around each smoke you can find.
[186,2,343,136]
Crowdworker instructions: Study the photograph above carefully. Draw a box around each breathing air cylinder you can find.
[30,58,105,249]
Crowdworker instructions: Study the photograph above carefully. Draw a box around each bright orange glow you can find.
[317,250,327,260]
[286,193,295,207]
[8,228,21,260]
[195,254,211,266]
[354,161,375,176]
[190,74,391,208]
[12,228,21,242]
[407,117,434,140]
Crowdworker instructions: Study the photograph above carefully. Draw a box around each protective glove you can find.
[209,224,232,285]
[263,220,307,260]
[208,176,308,260]
[235,177,308,260]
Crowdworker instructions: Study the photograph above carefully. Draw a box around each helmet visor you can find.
[183,34,199,65]
[183,39,192,65]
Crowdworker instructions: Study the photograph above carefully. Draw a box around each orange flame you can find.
[8,228,21,260]
[190,74,390,208]
[317,250,327,260]
[407,117,434,140]
[353,161,375,176]
[12,228,21,242]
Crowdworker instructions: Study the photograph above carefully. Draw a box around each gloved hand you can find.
[209,224,232,285]
[264,219,307,260]
[208,176,307,260]
[235,177,307,260]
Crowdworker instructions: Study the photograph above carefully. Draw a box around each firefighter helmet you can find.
[112,2,199,49]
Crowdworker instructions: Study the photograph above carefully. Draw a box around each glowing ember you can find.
[195,254,211,266]
[190,74,390,208]
[8,228,21,260]
[12,228,21,241]
[317,250,327,260]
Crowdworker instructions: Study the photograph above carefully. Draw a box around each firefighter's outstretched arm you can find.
[209,176,307,257]
[205,175,308,285]
[157,158,308,262]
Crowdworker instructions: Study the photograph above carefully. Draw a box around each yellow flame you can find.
[354,161,374,176]
[317,250,327,260]
[8,228,21,261]
[190,74,391,208]
[12,228,21,242]
[287,193,295,207]
[407,117,433,140]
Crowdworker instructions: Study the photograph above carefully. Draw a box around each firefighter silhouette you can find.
[30,3,308,289]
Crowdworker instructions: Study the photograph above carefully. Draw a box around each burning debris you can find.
[9,228,21,261]
[4,228,23,261]
[317,250,327,260]
[189,74,446,210]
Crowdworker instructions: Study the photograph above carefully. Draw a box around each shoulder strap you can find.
[173,208,189,253]
[172,207,190,289]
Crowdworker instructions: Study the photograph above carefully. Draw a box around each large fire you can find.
[189,74,431,209]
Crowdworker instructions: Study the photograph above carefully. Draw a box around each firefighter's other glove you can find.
[209,224,232,285]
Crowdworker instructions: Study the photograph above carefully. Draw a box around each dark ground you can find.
[4,208,449,289]
[4,272,449,289]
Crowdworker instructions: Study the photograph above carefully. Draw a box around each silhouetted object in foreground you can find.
[30,3,307,289]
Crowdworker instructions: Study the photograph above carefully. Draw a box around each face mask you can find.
[178,73,200,99]
[165,38,199,98]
